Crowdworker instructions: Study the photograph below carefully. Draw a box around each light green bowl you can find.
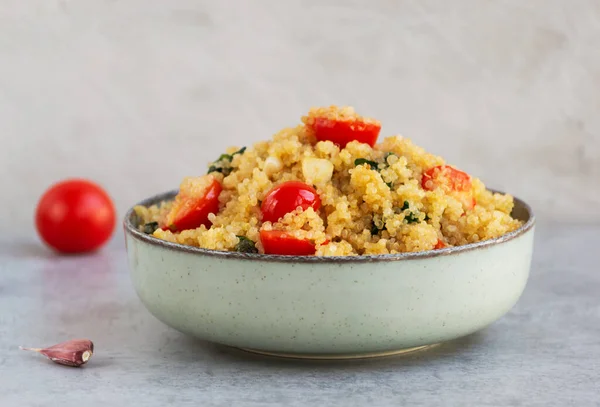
[124,190,535,359]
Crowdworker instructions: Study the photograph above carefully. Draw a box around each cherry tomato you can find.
[421,165,476,210]
[422,165,472,192]
[164,176,222,232]
[35,179,116,254]
[434,239,446,250]
[261,181,321,223]
[260,230,316,255]
[310,116,381,148]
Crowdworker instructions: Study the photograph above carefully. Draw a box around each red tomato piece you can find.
[310,117,381,148]
[261,181,321,223]
[260,230,316,255]
[434,239,446,250]
[35,179,116,254]
[164,176,222,232]
[461,197,477,215]
[421,165,472,192]
[421,165,475,210]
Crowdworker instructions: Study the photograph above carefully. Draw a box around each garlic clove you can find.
[20,339,94,367]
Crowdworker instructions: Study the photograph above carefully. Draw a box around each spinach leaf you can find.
[405,212,420,224]
[235,235,258,253]
[370,220,386,235]
[397,201,420,224]
[354,155,404,191]
[354,158,379,170]
[370,222,382,235]
[355,157,397,189]
[207,165,223,174]
[232,146,246,156]
[143,222,159,234]
[208,146,247,176]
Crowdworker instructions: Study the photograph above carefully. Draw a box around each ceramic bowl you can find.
[124,190,535,359]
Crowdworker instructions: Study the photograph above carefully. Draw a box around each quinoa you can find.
[134,106,522,256]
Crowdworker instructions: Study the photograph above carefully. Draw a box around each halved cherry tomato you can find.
[305,107,382,149]
[461,198,476,215]
[164,176,222,232]
[260,230,316,255]
[261,181,321,223]
[434,239,446,250]
[311,117,381,148]
[422,165,471,192]
[421,165,476,210]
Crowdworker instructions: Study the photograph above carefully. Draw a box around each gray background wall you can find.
[2,0,599,234]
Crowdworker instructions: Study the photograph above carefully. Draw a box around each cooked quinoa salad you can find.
[134,106,522,256]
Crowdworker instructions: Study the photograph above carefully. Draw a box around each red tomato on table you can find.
[310,116,381,148]
[261,181,321,223]
[35,179,116,253]
[260,230,317,256]
[164,175,222,232]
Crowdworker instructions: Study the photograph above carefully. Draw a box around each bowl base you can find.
[237,344,438,360]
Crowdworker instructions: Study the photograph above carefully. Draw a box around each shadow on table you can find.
[167,331,487,371]
[1,237,124,260]
[0,240,57,260]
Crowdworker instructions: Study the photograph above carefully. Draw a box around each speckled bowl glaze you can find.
[124,190,535,359]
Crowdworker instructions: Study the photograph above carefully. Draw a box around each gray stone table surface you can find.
[0,222,598,407]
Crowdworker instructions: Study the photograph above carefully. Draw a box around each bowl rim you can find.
[123,189,535,263]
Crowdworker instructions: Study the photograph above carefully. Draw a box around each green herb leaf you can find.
[405,212,420,224]
[354,158,379,170]
[396,201,421,223]
[232,146,246,156]
[385,181,394,189]
[370,219,387,235]
[208,147,246,175]
[143,222,159,234]
[370,222,381,235]
[424,214,431,221]
[207,165,223,174]
[235,235,258,253]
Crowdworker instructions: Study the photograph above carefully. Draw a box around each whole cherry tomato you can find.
[260,181,321,223]
[163,175,222,232]
[260,230,317,255]
[309,116,381,148]
[35,179,116,253]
